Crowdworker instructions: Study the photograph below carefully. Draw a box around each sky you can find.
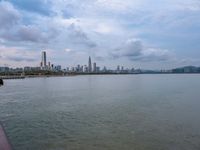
[0,0,200,69]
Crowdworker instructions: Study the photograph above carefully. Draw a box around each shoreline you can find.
[1,72,200,80]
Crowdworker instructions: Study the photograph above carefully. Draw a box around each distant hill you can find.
[172,66,200,73]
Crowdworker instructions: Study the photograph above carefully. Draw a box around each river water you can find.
[0,75,200,150]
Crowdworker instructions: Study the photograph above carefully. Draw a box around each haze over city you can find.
[0,0,200,69]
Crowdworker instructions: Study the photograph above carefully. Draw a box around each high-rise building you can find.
[93,62,96,73]
[103,66,107,72]
[88,56,92,73]
[40,62,42,68]
[121,66,124,71]
[80,66,83,72]
[42,51,47,68]
[55,65,61,71]
[76,64,80,72]
[48,62,51,70]
[117,65,120,71]
[84,65,88,73]
[51,64,54,70]
[96,67,100,73]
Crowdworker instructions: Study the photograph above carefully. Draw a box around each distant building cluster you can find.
[39,51,62,71]
[0,51,62,74]
[65,56,101,73]
[63,56,135,74]
[0,51,136,74]
[1,51,200,75]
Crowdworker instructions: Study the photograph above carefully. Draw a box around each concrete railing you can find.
[0,124,12,150]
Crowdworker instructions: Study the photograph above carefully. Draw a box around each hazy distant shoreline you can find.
[1,72,200,80]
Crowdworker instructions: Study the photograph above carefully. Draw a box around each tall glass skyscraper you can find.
[93,62,96,73]
[42,51,47,67]
[88,56,92,73]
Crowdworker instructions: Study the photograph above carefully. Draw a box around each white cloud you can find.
[64,48,73,52]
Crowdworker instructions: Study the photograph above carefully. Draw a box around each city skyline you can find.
[37,51,132,73]
[0,0,200,69]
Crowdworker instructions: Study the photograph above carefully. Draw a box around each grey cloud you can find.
[67,23,97,48]
[0,1,20,30]
[2,25,58,43]
[5,56,36,62]
[111,40,142,59]
[0,1,58,44]
[15,26,57,43]
[17,26,42,42]
[110,39,172,62]
[94,56,106,61]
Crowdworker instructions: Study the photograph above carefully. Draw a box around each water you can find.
[0,75,200,150]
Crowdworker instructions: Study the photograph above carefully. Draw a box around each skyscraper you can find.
[84,65,88,73]
[117,65,120,71]
[88,56,92,73]
[93,62,96,73]
[48,62,51,70]
[42,51,47,68]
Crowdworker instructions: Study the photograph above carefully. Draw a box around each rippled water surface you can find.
[0,75,200,150]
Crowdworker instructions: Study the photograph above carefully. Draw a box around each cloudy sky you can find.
[0,0,200,69]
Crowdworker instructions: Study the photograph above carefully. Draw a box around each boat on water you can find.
[0,79,3,86]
